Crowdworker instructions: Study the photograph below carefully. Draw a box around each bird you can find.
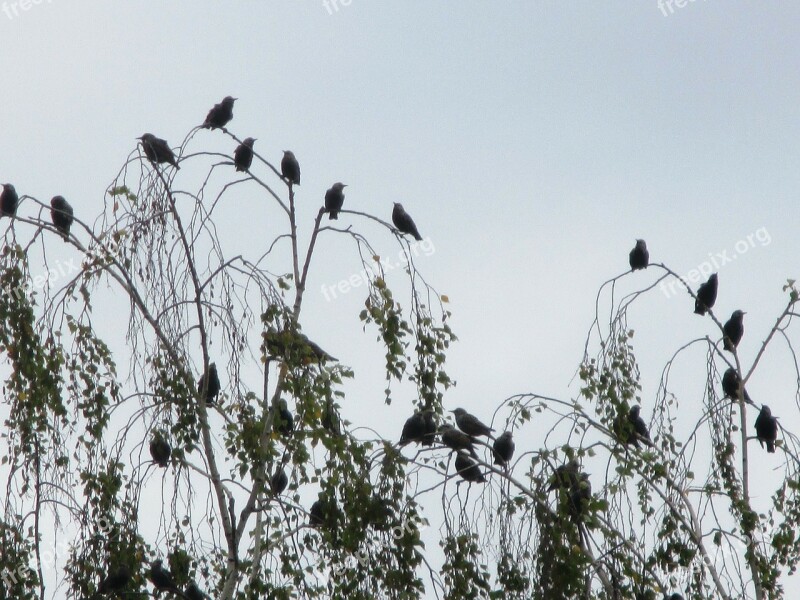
[723,310,745,352]
[203,96,236,129]
[274,399,294,436]
[451,408,494,438]
[98,565,131,594]
[325,183,346,220]
[50,196,74,238]
[1,183,19,217]
[149,432,171,467]
[197,362,221,406]
[439,424,477,458]
[492,431,515,467]
[567,472,592,520]
[454,451,486,483]
[694,273,718,315]
[547,459,581,492]
[392,203,423,241]
[281,151,301,186]
[185,582,207,600]
[149,560,179,593]
[399,411,426,446]
[629,239,649,271]
[138,134,180,170]
[613,405,651,447]
[265,329,337,363]
[270,468,288,495]
[722,368,751,404]
[322,397,341,435]
[309,499,332,528]
[234,137,256,172]
[754,405,778,453]
[421,409,437,446]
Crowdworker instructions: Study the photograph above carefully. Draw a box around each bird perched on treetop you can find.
[50,196,74,238]
[1,183,19,217]
[492,431,515,467]
[392,203,423,241]
[722,367,752,404]
[203,96,236,129]
[198,362,221,406]
[723,310,745,352]
[613,405,652,447]
[325,183,346,220]
[629,239,649,271]
[451,408,494,438]
[98,564,131,594]
[138,134,180,170]
[149,560,179,594]
[281,151,301,186]
[454,452,486,483]
[149,432,171,468]
[439,423,477,458]
[754,405,778,453]
[234,137,256,172]
[694,273,718,316]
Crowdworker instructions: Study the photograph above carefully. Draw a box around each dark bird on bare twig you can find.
[754,405,778,453]
[439,424,477,458]
[270,468,288,495]
[325,182,346,220]
[694,273,718,315]
[149,560,179,594]
[281,150,301,185]
[451,408,494,438]
[567,472,592,520]
[392,203,423,241]
[1,183,18,217]
[149,432,171,468]
[203,96,236,129]
[198,362,221,406]
[185,582,207,600]
[722,368,752,404]
[399,411,426,446]
[613,405,652,447]
[234,137,256,172]
[723,310,745,352]
[98,565,131,594]
[273,399,294,436]
[454,451,486,483]
[492,431,515,467]
[138,134,180,170]
[50,196,74,237]
[629,239,649,271]
[548,459,581,492]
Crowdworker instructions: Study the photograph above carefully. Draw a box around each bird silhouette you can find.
[754,405,778,453]
[392,203,423,241]
[723,310,745,352]
[1,183,19,217]
[185,582,207,600]
[50,196,74,237]
[548,459,581,492]
[629,239,649,271]
[492,431,515,467]
[203,96,236,129]
[722,368,752,404]
[439,424,477,458]
[613,405,652,447]
[138,134,180,170]
[234,137,256,172]
[399,411,426,446]
[451,408,493,438]
[325,183,346,220]
[274,399,294,436]
[149,432,171,467]
[149,560,179,594]
[198,362,221,406]
[98,565,131,594]
[454,452,486,483]
[281,150,301,185]
[567,472,592,521]
[694,273,718,315]
[270,468,288,495]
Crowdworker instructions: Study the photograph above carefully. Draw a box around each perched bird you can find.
[234,137,256,172]
[203,96,236,129]
[613,405,651,447]
[492,431,515,467]
[439,424,477,458]
[270,468,288,495]
[547,459,581,492]
[454,451,486,483]
[50,196,74,237]
[138,134,180,170]
[281,150,301,186]
[754,405,778,453]
[1,183,19,217]
[451,408,494,438]
[567,472,592,520]
[392,203,423,241]
[723,310,745,352]
[325,183,347,220]
[185,582,207,600]
[198,362,221,406]
[310,498,337,528]
[322,397,341,435]
[421,409,437,446]
[722,368,751,404]
[629,239,649,271]
[694,273,718,316]
[399,411,427,446]
[149,432,171,468]
[265,329,337,363]
[98,565,131,594]
[274,399,294,436]
[149,560,179,593]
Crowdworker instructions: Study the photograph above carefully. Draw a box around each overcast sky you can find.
[2,2,799,598]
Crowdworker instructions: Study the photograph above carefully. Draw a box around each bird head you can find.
[450,408,466,418]
[438,423,454,433]
[761,404,771,416]
[243,137,256,146]
[629,405,641,418]
[333,182,347,191]
[635,239,646,248]
[223,96,237,105]
[732,310,746,320]
[50,195,65,208]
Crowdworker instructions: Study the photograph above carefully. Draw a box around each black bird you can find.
[138,134,180,170]
[149,432,171,467]
[723,310,745,352]
[1,183,19,217]
[694,273,718,315]
[325,182,346,220]
[492,431,515,467]
[613,405,651,447]
[50,195,74,237]
[454,452,486,483]
[265,330,337,363]
[274,399,294,436]
[310,498,338,528]
[392,203,423,241]
[451,408,494,438]
[439,424,477,458]
[322,397,341,435]
[754,405,778,453]
[198,362,221,406]
[281,150,301,186]
[203,96,236,129]
[234,137,256,172]
[421,409,437,446]
[270,468,288,495]
[149,560,179,593]
[185,582,207,600]
[629,239,649,271]
[98,565,131,594]
[399,411,426,446]
[722,368,752,404]
[547,459,581,492]
[567,472,592,520]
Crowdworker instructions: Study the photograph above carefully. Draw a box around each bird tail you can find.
[329,212,338,220]
[414,233,423,241]
[694,305,706,315]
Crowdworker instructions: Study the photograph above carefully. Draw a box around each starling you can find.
[451,408,494,438]
[439,424,477,458]
[138,134,180,170]
[492,431,515,467]
[629,239,649,271]
[399,411,426,446]
[723,310,745,352]
[203,96,236,129]
[98,565,131,594]
[149,432,171,468]
[694,273,718,315]
[50,195,74,237]
[754,405,778,453]
[613,405,651,447]
[185,582,207,600]
[149,560,179,593]
[548,459,581,492]
[392,203,423,241]
[281,150,301,185]
[270,468,288,495]
[274,399,294,436]
[265,329,337,363]
[722,367,751,404]
[567,472,592,520]
[421,409,437,446]
[309,498,335,528]
[234,137,256,172]
[198,362,221,405]
[325,182,347,220]
[1,183,18,217]
[454,451,486,483]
